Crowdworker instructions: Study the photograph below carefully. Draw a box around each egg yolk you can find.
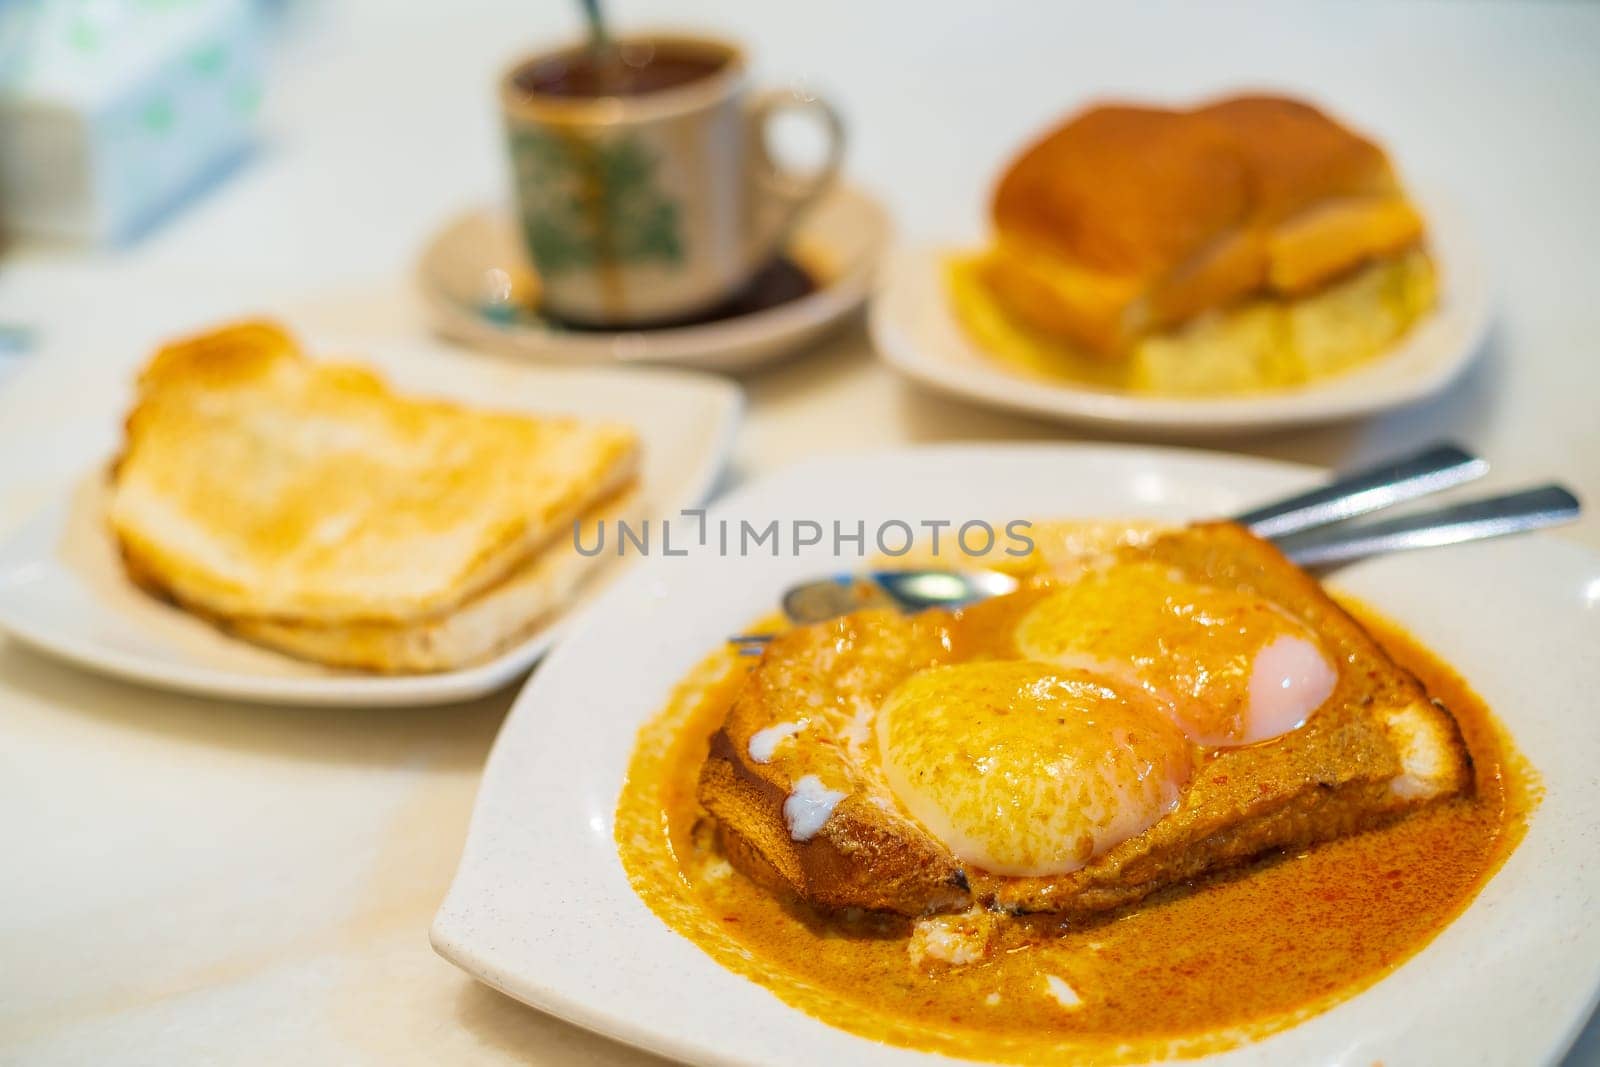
[1015,562,1338,747]
[875,661,1194,877]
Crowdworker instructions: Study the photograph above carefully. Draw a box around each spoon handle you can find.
[1234,443,1487,540]
[1274,484,1581,568]
[579,0,611,52]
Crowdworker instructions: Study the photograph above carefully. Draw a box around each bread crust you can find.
[994,104,1252,280]
[115,490,635,672]
[1195,94,1397,219]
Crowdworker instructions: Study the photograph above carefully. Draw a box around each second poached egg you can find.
[1016,561,1339,746]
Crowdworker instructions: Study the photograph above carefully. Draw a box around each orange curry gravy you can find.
[613,603,1536,1063]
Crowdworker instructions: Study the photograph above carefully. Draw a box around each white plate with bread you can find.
[0,323,741,706]
[432,444,1600,1066]
[872,95,1490,436]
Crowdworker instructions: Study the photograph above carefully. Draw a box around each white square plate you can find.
[433,444,1600,1065]
[0,338,741,706]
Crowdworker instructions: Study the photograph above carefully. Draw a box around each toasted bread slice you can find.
[120,491,637,672]
[984,94,1427,355]
[107,321,639,626]
[699,522,1471,917]
[700,609,972,913]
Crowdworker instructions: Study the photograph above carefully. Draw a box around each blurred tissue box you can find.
[0,0,264,243]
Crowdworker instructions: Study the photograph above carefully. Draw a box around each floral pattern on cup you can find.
[508,129,684,274]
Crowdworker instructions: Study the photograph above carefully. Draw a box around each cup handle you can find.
[746,86,846,266]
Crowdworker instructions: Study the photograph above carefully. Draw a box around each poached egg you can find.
[876,660,1193,877]
[1016,562,1338,747]
[875,561,1339,876]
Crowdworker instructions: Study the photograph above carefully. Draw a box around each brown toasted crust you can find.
[1194,94,1397,219]
[698,611,971,913]
[994,104,1252,280]
[985,94,1427,353]
[703,733,970,913]
[986,778,1400,915]
[698,523,1472,918]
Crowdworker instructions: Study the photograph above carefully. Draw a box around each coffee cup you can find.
[499,33,845,327]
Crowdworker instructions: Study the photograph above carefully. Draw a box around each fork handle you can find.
[1274,484,1581,568]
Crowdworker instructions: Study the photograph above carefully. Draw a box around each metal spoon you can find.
[728,445,1579,650]
[577,0,628,94]
[779,568,1021,624]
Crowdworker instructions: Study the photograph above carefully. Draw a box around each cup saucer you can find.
[416,182,889,372]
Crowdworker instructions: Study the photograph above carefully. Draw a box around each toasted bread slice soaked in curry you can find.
[699,522,1471,916]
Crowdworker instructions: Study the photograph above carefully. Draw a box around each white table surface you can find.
[1,1,1597,1064]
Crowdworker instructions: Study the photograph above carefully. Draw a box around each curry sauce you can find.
[614,602,1535,1063]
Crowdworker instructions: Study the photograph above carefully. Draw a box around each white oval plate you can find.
[433,444,1600,1066]
[417,183,890,373]
[870,200,1490,436]
[0,340,741,707]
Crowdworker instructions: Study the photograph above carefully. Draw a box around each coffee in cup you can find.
[499,33,844,327]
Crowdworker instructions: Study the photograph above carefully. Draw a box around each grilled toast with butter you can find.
[108,321,639,671]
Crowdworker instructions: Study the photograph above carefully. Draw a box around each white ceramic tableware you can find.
[433,443,1600,1066]
[0,340,741,707]
[418,182,888,372]
[870,198,1489,437]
